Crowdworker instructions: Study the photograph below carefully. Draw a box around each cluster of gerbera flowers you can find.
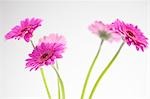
[26,34,66,71]
[4,18,148,99]
[88,19,148,51]
[4,18,148,71]
[5,18,66,71]
[5,18,67,99]
[80,19,148,99]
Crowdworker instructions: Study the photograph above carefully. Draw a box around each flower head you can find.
[5,18,42,42]
[38,33,66,45]
[111,19,148,51]
[88,21,121,42]
[26,34,66,71]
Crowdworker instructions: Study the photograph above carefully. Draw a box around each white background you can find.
[0,0,150,99]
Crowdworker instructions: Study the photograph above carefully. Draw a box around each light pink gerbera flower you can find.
[26,34,66,71]
[5,18,42,42]
[111,19,148,51]
[88,21,121,42]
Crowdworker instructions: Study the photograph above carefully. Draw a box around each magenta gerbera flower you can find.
[26,34,66,71]
[5,18,42,42]
[111,19,148,51]
[88,21,121,42]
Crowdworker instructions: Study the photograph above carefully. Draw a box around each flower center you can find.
[99,31,110,40]
[21,26,32,33]
[41,53,48,58]
[40,52,52,62]
[126,30,135,38]
[19,24,39,37]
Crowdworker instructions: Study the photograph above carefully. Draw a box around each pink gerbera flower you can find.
[26,34,66,71]
[111,19,148,51]
[88,21,121,42]
[5,18,42,42]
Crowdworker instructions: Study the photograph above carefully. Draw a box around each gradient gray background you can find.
[0,0,150,99]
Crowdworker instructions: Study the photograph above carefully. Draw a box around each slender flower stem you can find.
[81,40,104,99]
[30,40,35,48]
[89,42,124,99]
[30,40,52,99]
[52,66,65,99]
[56,61,61,99]
[40,68,52,99]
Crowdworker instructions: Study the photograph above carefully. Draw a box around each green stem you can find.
[40,68,52,99]
[30,40,35,48]
[52,66,65,99]
[56,62,61,99]
[80,40,104,99]
[89,42,124,99]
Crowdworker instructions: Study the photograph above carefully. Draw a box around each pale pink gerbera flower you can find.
[5,18,42,42]
[88,21,121,42]
[26,34,66,71]
[111,19,148,51]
